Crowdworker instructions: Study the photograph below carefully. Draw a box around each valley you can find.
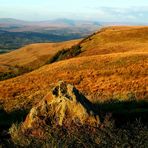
[0,18,100,54]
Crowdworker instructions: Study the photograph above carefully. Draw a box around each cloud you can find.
[91,6,148,23]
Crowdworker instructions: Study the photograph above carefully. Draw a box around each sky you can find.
[0,0,148,23]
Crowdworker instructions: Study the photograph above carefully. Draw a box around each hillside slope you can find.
[0,26,148,111]
[0,39,80,72]
[79,26,148,56]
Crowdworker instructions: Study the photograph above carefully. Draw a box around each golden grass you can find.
[0,26,148,111]
[0,52,147,111]
[0,39,80,72]
[79,26,148,56]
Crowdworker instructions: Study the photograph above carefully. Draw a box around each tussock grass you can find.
[9,123,31,147]
[7,99,148,147]
[0,96,148,147]
[6,119,146,147]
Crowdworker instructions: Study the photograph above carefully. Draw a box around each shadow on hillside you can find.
[0,108,29,129]
[93,99,148,127]
[0,108,29,146]
[0,99,148,129]
[74,89,148,126]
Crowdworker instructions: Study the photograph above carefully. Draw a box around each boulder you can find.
[22,81,100,134]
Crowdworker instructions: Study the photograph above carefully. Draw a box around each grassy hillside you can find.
[0,26,148,147]
[0,52,147,111]
[0,39,80,74]
[0,26,147,112]
[79,26,148,56]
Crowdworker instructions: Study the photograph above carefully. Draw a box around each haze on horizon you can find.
[0,0,148,24]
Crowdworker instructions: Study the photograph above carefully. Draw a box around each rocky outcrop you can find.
[22,81,100,134]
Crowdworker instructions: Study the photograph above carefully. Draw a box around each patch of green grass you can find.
[0,65,33,81]
[47,44,82,64]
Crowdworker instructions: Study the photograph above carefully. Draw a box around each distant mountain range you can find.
[1,18,144,54]
[0,18,101,53]
[0,18,101,31]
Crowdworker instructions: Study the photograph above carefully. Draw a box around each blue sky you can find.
[0,0,148,22]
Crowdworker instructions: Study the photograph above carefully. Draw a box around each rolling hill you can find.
[79,26,148,56]
[0,39,80,73]
[0,26,147,112]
